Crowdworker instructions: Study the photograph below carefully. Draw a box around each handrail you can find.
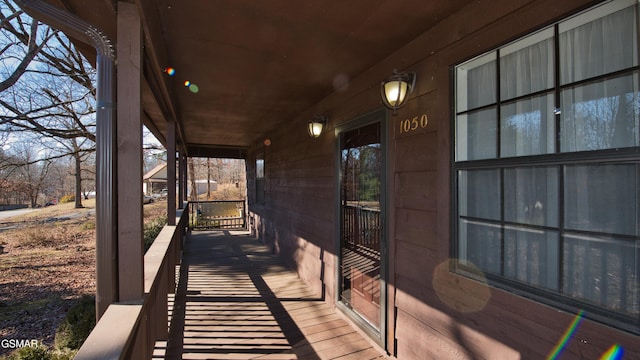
[75,207,188,360]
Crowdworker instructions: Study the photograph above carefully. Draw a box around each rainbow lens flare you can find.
[164,67,176,76]
[184,80,191,87]
[599,344,624,360]
[547,310,584,360]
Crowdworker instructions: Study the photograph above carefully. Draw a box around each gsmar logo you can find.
[0,339,41,349]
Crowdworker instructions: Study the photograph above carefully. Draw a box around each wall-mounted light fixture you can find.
[381,70,416,114]
[308,115,328,139]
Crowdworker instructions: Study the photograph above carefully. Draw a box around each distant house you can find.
[142,163,167,195]
[193,180,217,196]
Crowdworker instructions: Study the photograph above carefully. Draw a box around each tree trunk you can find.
[188,157,197,201]
[29,186,38,208]
[74,151,83,208]
[207,158,211,200]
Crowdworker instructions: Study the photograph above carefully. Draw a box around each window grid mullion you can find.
[496,49,502,159]
[554,24,566,295]
[496,50,506,276]
[453,1,640,333]
[499,168,505,276]
[554,24,561,155]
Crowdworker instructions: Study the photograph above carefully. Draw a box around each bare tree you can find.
[0,1,96,207]
[8,140,52,207]
[0,0,56,93]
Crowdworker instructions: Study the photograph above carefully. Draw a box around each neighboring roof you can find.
[143,163,167,181]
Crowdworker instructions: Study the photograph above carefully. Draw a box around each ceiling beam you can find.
[134,0,187,154]
[187,145,248,160]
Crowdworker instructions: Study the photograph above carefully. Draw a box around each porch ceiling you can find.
[41,0,472,157]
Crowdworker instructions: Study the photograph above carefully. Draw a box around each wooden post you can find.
[178,152,185,208]
[117,2,144,301]
[167,121,177,225]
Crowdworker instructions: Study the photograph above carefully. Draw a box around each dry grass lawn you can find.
[0,199,167,356]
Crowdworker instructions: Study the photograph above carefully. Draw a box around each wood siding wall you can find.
[248,0,640,358]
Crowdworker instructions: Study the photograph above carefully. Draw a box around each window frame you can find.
[452,0,640,334]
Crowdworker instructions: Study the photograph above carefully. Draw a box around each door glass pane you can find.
[340,122,382,330]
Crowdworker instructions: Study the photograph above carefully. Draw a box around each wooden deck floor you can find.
[155,230,387,360]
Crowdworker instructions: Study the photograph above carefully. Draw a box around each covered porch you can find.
[15,0,640,359]
[157,229,385,360]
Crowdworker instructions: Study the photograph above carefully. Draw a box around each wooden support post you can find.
[167,121,177,225]
[178,152,185,208]
[117,2,144,301]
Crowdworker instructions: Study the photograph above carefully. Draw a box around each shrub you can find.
[19,227,54,247]
[50,349,77,360]
[80,220,95,231]
[4,345,50,360]
[54,295,95,351]
[144,216,167,253]
[15,222,87,248]
[59,194,75,204]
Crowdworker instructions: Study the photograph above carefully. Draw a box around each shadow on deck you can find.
[154,230,387,360]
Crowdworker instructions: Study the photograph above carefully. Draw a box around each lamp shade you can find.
[381,71,416,113]
[383,80,409,106]
[308,115,328,138]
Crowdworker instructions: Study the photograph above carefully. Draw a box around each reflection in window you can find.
[454,0,640,331]
[339,121,383,330]
[501,95,555,157]
[561,75,640,152]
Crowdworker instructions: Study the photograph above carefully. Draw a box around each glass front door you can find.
[339,119,384,332]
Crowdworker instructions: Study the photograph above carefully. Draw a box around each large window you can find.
[454,0,639,333]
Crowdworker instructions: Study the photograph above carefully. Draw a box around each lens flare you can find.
[599,344,624,360]
[184,80,191,87]
[547,310,584,360]
[432,259,490,313]
[163,67,176,76]
[188,84,199,93]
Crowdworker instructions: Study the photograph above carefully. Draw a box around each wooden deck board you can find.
[161,230,387,360]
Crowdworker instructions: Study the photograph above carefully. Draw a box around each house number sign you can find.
[398,113,428,134]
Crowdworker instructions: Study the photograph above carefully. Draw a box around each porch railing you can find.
[342,204,381,250]
[188,200,246,230]
[75,206,188,360]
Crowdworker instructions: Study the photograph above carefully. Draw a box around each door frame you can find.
[334,108,389,349]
